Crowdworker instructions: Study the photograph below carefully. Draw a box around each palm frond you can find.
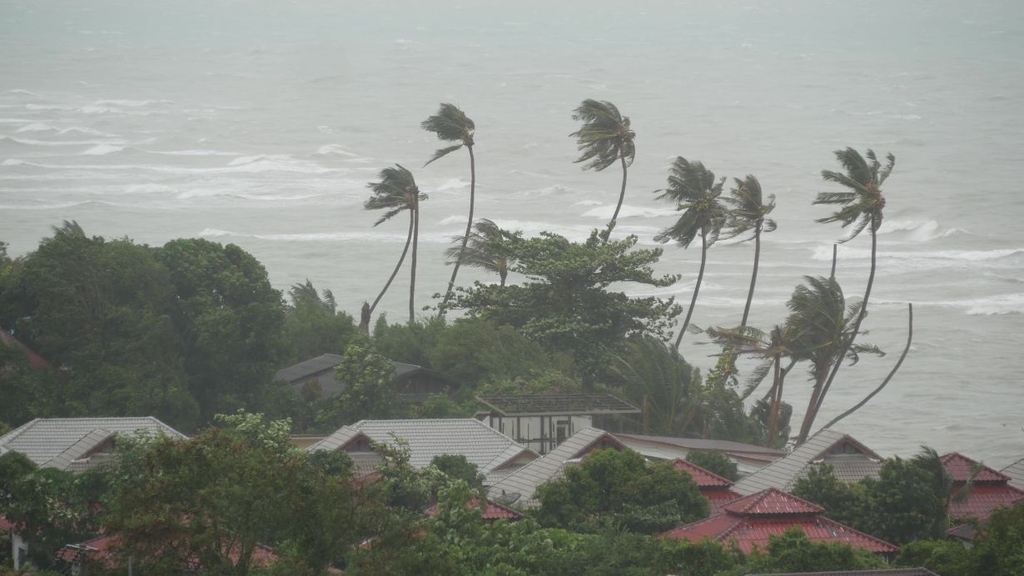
[424,144,464,166]
[570,99,635,171]
[421,103,475,143]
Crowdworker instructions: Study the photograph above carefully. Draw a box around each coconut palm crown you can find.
[654,157,728,347]
[722,175,777,327]
[444,218,519,287]
[814,148,894,240]
[422,103,477,315]
[571,99,636,240]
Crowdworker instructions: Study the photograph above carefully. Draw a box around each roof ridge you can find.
[0,418,41,447]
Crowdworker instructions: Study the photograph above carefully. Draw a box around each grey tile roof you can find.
[476,393,640,416]
[274,353,345,383]
[487,427,625,508]
[614,433,785,460]
[0,417,185,467]
[42,429,116,472]
[1002,456,1024,491]
[732,429,882,496]
[311,419,536,476]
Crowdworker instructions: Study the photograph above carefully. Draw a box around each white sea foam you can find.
[9,89,39,96]
[0,118,34,124]
[1,158,27,166]
[811,245,1024,263]
[152,149,239,157]
[81,144,125,155]
[25,103,75,111]
[928,294,1024,316]
[314,144,360,157]
[876,218,963,241]
[424,178,469,193]
[16,122,56,132]
[124,183,174,194]
[94,99,172,107]
[0,135,128,147]
[580,203,677,219]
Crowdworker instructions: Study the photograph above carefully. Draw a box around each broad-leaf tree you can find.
[571,99,636,241]
[364,165,428,326]
[722,175,777,327]
[654,157,728,348]
[444,218,519,287]
[422,103,477,315]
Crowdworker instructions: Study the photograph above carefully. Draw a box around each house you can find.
[308,419,538,483]
[1001,456,1024,491]
[940,452,1024,525]
[475,393,640,455]
[671,459,743,513]
[424,498,523,522]
[0,417,185,472]
[658,488,898,557]
[275,354,457,403]
[487,427,627,508]
[732,430,883,496]
[615,433,785,477]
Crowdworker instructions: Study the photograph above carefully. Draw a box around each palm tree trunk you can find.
[603,154,629,242]
[799,222,879,444]
[767,355,782,446]
[439,145,475,316]
[368,214,413,316]
[740,224,762,328]
[674,230,707,349]
[409,196,420,324]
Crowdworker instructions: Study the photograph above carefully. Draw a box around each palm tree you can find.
[607,336,702,436]
[809,148,894,438]
[444,218,519,287]
[364,165,428,325]
[570,99,636,241]
[654,157,728,349]
[787,276,882,444]
[422,103,476,314]
[722,175,777,327]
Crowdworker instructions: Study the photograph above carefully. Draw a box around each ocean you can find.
[2,0,1022,466]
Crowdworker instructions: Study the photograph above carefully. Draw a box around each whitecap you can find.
[425,178,469,193]
[125,183,174,194]
[811,244,1024,263]
[0,135,128,147]
[81,144,125,155]
[198,228,235,237]
[26,103,74,111]
[580,203,677,220]
[9,89,39,96]
[93,99,172,107]
[962,294,1024,316]
[152,149,239,157]
[16,122,56,133]
[1,158,27,166]
[314,144,359,157]
[876,218,962,241]
[0,118,34,124]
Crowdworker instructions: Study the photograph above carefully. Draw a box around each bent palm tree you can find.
[809,148,894,437]
[570,99,636,241]
[654,157,728,349]
[787,276,882,444]
[444,218,519,287]
[722,175,777,327]
[364,165,428,325]
[423,103,476,315]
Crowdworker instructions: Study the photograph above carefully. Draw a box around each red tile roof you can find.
[705,489,744,514]
[948,483,1024,521]
[940,453,1009,483]
[424,498,523,521]
[0,515,17,532]
[671,459,735,488]
[658,488,897,555]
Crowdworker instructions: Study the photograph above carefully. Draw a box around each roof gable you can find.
[671,459,734,488]
[1002,456,1024,491]
[0,417,185,466]
[722,488,824,516]
[940,452,1010,483]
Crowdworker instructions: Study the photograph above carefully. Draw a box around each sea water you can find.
[2,0,1023,465]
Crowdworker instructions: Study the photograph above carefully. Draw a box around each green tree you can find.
[364,165,428,326]
[156,238,286,423]
[452,231,680,386]
[429,454,484,491]
[653,157,728,348]
[607,336,702,436]
[791,463,868,528]
[895,539,976,576]
[444,219,520,287]
[685,451,739,482]
[722,175,777,328]
[735,529,885,574]
[422,103,477,315]
[570,99,636,241]
[970,502,1024,576]
[535,448,709,534]
[811,148,894,440]
[316,337,398,428]
[282,280,356,365]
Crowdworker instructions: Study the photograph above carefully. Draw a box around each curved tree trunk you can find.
[766,355,783,446]
[439,145,475,316]
[796,223,879,444]
[368,213,414,316]
[818,303,912,432]
[409,197,420,324]
[740,223,762,328]
[603,153,629,242]
[674,230,707,349]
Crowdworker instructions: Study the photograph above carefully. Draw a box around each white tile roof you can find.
[0,417,185,468]
[309,419,536,476]
[732,429,882,496]
[487,427,622,508]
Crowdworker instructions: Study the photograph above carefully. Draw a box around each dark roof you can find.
[476,393,639,416]
[659,488,898,555]
[275,353,344,383]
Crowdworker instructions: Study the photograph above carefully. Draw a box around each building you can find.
[615,433,785,477]
[671,459,743,513]
[276,353,456,403]
[941,452,1024,525]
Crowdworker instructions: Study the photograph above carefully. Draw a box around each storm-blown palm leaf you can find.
[815,147,894,241]
[444,219,519,284]
[722,175,777,241]
[653,157,728,249]
[570,99,635,171]
[422,103,475,166]
[364,165,426,226]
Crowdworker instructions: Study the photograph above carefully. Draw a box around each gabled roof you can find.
[476,393,639,416]
[275,353,344,383]
[613,433,784,476]
[671,459,734,488]
[424,498,523,521]
[1001,456,1024,491]
[732,429,882,496]
[311,419,536,477]
[940,452,1010,483]
[0,417,185,468]
[659,488,897,555]
[487,427,626,508]
[939,452,1024,522]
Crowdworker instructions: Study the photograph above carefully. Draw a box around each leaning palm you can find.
[570,99,636,241]
[422,103,476,314]
[722,175,777,327]
[786,275,882,444]
[444,218,518,287]
[607,336,703,436]
[809,148,894,438]
[654,157,728,349]
[364,165,428,324]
